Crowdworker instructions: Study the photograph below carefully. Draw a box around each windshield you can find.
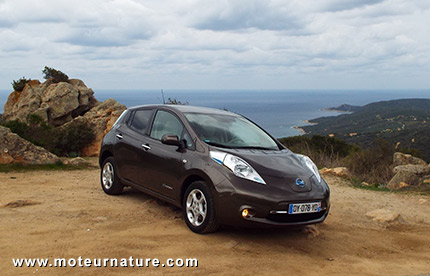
[184,113,279,150]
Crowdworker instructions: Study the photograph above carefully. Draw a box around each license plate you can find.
[288,202,321,214]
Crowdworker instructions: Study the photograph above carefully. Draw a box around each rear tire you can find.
[101,157,123,195]
[183,181,219,234]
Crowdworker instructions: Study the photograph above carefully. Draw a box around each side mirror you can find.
[161,134,182,147]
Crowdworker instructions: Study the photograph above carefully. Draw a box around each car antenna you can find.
[161,89,166,104]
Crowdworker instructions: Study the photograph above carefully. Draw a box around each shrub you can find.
[11,77,30,92]
[165,97,188,105]
[2,120,30,139]
[1,115,94,157]
[53,120,95,157]
[279,135,356,168]
[342,139,394,185]
[2,114,53,148]
[42,66,69,83]
[27,113,44,125]
[280,135,396,185]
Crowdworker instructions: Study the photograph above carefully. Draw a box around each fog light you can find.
[242,208,250,218]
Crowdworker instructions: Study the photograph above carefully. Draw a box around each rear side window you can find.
[130,109,153,134]
[112,110,128,128]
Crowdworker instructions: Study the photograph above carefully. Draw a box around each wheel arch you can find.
[180,171,215,207]
[99,149,113,168]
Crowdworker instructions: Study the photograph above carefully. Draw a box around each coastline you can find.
[304,119,318,125]
[292,126,306,134]
[291,119,320,135]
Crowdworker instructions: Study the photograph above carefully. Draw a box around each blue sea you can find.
[1,89,429,138]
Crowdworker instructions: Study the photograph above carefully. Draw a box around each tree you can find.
[165,97,188,105]
[11,77,30,92]
[42,66,69,83]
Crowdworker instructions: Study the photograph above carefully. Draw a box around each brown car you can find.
[99,105,330,233]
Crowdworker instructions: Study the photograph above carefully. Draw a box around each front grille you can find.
[266,211,325,223]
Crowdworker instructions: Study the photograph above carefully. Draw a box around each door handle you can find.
[116,133,123,139]
[142,144,151,151]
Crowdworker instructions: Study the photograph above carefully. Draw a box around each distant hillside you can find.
[322,104,361,112]
[302,99,430,161]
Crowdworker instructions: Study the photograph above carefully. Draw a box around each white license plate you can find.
[288,202,321,214]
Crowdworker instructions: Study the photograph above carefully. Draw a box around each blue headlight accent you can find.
[212,157,223,165]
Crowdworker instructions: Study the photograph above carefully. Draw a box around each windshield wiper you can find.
[205,141,232,149]
[205,142,276,150]
[234,146,277,150]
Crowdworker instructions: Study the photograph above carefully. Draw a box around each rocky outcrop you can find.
[0,126,60,164]
[393,152,427,166]
[387,152,430,189]
[65,99,126,157]
[2,78,125,157]
[2,79,97,126]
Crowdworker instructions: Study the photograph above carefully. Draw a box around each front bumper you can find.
[212,176,330,227]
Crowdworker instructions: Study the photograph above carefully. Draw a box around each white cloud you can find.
[0,0,429,90]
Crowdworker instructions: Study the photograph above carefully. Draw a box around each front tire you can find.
[101,157,123,195]
[183,181,219,234]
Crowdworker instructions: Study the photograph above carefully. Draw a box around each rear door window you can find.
[129,109,153,134]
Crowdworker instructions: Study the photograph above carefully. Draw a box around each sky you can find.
[0,0,429,90]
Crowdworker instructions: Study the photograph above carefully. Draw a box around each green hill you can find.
[302,99,430,161]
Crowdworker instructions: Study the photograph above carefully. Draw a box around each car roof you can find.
[127,104,240,116]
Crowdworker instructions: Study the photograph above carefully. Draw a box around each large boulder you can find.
[387,155,430,189]
[392,164,430,175]
[2,79,97,126]
[393,152,427,166]
[67,99,126,157]
[3,80,43,122]
[387,170,421,189]
[0,126,60,164]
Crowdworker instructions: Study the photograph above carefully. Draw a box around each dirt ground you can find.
[1,165,430,276]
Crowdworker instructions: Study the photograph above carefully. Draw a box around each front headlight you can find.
[296,154,321,182]
[210,151,266,184]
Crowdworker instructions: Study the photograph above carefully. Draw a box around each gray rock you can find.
[387,170,420,189]
[392,164,430,176]
[388,160,430,189]
[0,126,60,164]
[393,152,427,166]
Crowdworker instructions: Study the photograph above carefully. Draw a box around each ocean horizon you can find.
[1,89,429,138]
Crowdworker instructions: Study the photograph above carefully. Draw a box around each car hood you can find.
[214,148,316,192]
